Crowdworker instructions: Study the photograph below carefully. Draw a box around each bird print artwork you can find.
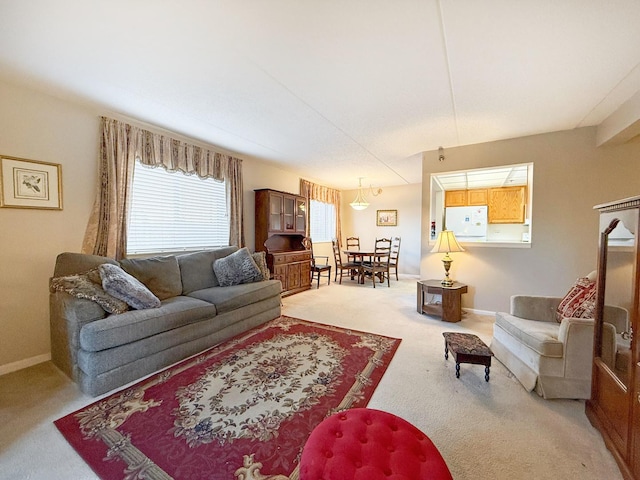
[22,174,41,193]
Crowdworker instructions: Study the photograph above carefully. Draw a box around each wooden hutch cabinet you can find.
[255,189,311,297]
[586,195,640,480]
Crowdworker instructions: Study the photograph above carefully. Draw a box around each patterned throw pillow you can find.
[50,268,129,314]
[99,263,161,310]
[251,251,271,281]
[556,277,597,323]
[213,247,261,287]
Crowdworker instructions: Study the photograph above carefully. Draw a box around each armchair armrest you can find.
[603,305,629,334]
[510,295,562,323]
[558,317,595,380]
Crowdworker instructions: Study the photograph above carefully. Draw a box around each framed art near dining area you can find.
[0,156,62,210]
[376,209,397,226]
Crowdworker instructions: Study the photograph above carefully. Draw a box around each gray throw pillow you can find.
[99,263,161,310]
[50,268,129,314]
[213,247,261,287]
[251,251,271,281]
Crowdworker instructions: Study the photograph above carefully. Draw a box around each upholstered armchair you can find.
[492,286,628,400]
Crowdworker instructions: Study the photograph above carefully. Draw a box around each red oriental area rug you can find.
[55,316,401,480]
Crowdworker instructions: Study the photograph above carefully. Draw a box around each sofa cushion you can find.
[556,277,596,323]
[50,268,129,314]
[495,312,564,357]
[120,255,182,300]
[177,247,238,294]
[213,247,261,286]
[99,263,161,310]
[188,279,282,314]
[79,296,218,352]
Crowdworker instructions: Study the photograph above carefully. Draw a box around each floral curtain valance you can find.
[299,178,342,245]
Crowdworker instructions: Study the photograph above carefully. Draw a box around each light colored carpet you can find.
[0,276,622,479]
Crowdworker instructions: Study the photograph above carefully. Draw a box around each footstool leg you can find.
[485,366,490,382]
[455,362,460,378]
[444,344,449,360]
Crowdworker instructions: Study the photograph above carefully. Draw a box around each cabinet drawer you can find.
[272,251,311,265]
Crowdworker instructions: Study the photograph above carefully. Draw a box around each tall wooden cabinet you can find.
[586,195,640,480]
[255,189,311,297]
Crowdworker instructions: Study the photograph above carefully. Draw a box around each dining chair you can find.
[345,236,361,265]
[390,236,401,281]
[362,237,392,288]
[303,237,331,288]
[331,239,361,284]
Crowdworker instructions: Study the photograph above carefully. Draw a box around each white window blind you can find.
[127,161,229,255]
[309,200,336,243]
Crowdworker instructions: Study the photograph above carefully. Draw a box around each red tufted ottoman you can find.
[299,408,453,480]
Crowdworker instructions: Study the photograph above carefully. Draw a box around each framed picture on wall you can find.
[376,209,397,226]
[0,155,63,210]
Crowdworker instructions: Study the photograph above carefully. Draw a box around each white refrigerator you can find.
[445,206,488,240]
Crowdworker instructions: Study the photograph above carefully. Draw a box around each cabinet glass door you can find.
[295,199,306,233]
[269,193,283,231]
[283,196,295,231]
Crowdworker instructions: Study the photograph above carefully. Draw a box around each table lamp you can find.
[431,230,465,286]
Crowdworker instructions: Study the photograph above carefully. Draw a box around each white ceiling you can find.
[1,1,639,190]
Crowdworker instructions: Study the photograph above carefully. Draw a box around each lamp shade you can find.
[350,177,370,210]
[431,230,465,254]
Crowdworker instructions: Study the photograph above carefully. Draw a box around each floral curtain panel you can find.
[83,116,244,259]
[299,179,342,246]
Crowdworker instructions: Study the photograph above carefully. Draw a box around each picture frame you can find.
[376,209,397,226]
[0,155,62,210]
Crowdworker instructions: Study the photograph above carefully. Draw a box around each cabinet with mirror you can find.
[587,195,640,479]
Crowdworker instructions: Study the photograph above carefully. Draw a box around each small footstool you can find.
[442,332,493,381]
[299,408,453,480]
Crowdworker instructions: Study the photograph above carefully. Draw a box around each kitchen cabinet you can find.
[255,189,311,297]
[586,195,640,480]
[488,186,526,224]
[444,190,467,207]
[467,189,488,206]
[445,189,488,207]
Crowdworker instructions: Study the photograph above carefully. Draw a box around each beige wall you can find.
[340,183,422,275]
[421,127,640,313]
[0,80,306,373]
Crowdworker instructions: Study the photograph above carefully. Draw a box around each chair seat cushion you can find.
[300,408,453,480]
[495,313,564,357]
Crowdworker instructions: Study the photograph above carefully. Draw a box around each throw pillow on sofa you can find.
[213,247,261,286]
[99,263,161,310]
[50,268,130,314]
[556,277,596,323]
[252,251,271,281]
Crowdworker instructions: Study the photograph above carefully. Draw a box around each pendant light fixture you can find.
[349,177,382,211]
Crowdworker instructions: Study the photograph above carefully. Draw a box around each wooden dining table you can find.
[342,249,389,284]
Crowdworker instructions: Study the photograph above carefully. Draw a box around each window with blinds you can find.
[309,200,336,243]
[127,161,229,255]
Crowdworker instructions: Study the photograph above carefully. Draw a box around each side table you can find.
[417,280,468,322]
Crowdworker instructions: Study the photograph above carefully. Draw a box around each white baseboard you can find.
[463,307,496,316]
[0,353,51,376]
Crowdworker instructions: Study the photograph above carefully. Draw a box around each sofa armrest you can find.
[510,295,562,323]
[558,317,595,379]
[50,291,107,380]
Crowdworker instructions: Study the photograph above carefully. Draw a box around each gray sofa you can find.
[50,247,282,396]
